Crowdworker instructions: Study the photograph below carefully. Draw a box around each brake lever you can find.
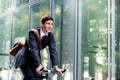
[62,69,66,73]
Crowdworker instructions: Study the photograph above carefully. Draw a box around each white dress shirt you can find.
[40,29,48,40]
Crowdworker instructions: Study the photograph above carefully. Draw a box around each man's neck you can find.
[42,28,48,35]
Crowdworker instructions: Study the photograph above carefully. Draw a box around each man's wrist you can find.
[37,64,42,67]
[53,66,58,70]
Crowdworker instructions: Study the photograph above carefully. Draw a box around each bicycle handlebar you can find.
[40,67,66,74]
[39,67,66,79]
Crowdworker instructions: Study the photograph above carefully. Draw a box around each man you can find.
[20,15,63,80]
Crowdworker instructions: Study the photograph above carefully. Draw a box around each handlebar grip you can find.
[40,67,44,71]
[62,69,66,73]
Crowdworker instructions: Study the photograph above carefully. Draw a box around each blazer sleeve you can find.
[28,30,41,68]
[48,33,58,67]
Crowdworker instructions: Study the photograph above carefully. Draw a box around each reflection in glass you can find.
[30,0,39,2]
[0,16,11,56]
[15,0,29,7]
[30,0,50,28]
[115,0,120,79]
[13,7,29,43]
[0,0,12,14]
[0,16,12,80]
[54,0,62,60]
[61,0,76,80]
[51,0,62,80]
[12,7,29,80]
[82,0,108,80]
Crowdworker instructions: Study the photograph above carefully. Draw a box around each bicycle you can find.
[40,67,66,80]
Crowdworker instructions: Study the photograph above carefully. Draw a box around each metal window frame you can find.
[108,0,115,79]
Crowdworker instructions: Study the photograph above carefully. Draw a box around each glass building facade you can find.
[0,0,119,80]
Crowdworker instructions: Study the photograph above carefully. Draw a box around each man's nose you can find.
[50,25,53,27]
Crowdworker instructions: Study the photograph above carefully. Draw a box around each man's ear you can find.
[40,22,43,27]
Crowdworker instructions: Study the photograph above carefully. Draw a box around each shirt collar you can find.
[40,29,48,39]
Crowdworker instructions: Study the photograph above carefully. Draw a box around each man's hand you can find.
[36,64,43,74]
[54,66,63,74]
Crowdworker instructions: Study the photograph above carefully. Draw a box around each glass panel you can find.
[11,7,29,80]
[61,0,76,80]
[82,0,108,80]
[51,0,62,80]
[115,0,120,79]
[15,0,29,7]
[13,8,29,42]
[0,16,11,80]
[30,0,50,28]
[30,0,39,2]
[30,0,50,70]
[0,0,12,14]
[53,0,62,61]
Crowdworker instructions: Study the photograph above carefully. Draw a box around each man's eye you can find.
[46,23,50,24]
[46,22,53,25]
[51,23,53,25]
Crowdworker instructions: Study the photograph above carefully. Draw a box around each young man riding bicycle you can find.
[20,15,63,80]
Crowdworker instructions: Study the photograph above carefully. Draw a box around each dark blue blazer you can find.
[26,28,58,68]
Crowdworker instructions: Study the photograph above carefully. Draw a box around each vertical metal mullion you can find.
[77,0,82,80]
[50,0,52,16]
[111,0,115,79]
[48,0,53,73]
[9,14,13,80]
[50,0,54,33]
[28,5,31,31]
[108,0,111,79]
[74,0,78,80]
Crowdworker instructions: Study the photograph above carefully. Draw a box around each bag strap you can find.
[34,29,42,50]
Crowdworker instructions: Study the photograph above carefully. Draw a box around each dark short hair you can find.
[41,15,54,24]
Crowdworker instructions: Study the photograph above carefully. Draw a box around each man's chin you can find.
[47,30,52,33]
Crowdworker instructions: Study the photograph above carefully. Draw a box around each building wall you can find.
[0,0,51,80]
[0,0,120,80]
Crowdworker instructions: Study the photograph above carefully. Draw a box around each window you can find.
[81,0,108,79]
[0,16,12,80]
[30,0,50,28]
[15,0,29,7]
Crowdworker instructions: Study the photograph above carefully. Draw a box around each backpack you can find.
[9,28,40,56]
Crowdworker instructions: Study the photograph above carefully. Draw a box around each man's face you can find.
[42,20,53,34]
